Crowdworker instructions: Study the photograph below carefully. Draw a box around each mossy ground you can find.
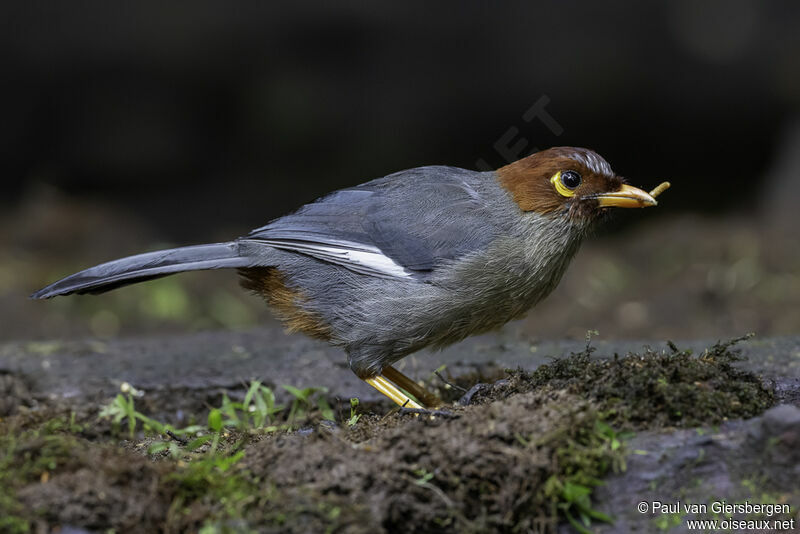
[495,334,774,429]
[0,336,775,533]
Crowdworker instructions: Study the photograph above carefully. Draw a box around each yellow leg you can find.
[382,366,440,408]
[364,375,424,409]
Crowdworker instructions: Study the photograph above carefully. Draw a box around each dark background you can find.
[2,1,799,341]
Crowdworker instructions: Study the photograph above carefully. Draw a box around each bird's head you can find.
[496,147,660,226]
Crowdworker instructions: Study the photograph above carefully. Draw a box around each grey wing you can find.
[243,166,500,279]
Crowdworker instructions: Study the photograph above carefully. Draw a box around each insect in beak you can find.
[593,182,670,208]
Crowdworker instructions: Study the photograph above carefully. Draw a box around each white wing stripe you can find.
[253,239,414,279]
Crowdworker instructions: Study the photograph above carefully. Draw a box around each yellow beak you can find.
[595,183,658,208]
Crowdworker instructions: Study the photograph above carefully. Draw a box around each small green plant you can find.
[347,397,362,426]
[168,449,250,516]
[98,383,176,438]
[146,407,237,458]
[148,385,283,458]
[413,468,435,486]
[542,416,625,534]
[245,380,283,427]
[282,385,335,426]
[218,381,285,432]
[101,380,337,459]
[558,481,613,534]
[593,420,632,472]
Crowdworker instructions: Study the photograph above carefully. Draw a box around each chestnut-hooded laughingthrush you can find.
[32,147,669,408]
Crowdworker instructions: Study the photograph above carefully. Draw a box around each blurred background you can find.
[1,1,798,342]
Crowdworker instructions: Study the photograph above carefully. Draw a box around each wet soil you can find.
[1,330,798,533]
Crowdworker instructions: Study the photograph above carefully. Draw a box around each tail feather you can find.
[31,242,251,299]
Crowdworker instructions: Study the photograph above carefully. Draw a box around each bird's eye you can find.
[561,170,581,189]
[550,170,582,197]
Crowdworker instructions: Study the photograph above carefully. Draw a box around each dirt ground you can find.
[1,332,797,533]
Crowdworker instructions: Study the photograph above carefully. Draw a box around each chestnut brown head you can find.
[496,147,657,224]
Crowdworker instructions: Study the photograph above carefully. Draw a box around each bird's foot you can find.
[382,365,441,408]
[364,375,425,409]
[363,365,442,409]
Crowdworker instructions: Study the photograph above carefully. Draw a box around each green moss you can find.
[166,450,256,529]
[541,413,624,532]
[166,449,369,533]
[0,414,87,533]
[0,410,352,533]
[653,512,683,530]
[516,334,773,429]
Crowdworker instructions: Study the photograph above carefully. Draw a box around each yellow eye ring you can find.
[550,170,580,197]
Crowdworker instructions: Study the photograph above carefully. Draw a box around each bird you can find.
[32,147,669,409]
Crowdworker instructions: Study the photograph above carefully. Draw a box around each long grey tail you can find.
[31,241,252,299]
